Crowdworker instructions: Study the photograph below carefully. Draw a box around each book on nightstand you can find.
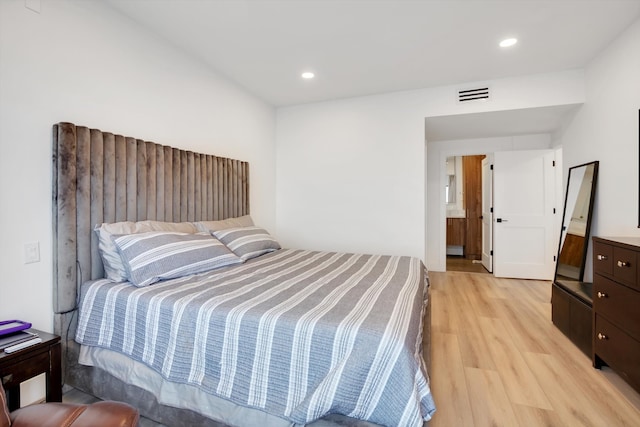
[0,330,40,351]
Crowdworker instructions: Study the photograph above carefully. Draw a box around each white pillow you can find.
[194,215,254,233]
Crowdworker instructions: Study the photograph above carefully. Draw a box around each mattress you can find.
[75,249,436,427]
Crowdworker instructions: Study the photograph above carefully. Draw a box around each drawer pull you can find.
[597,291,608,298]
[617,260,630,268]
[597,333,608,340]
[597,254,608,261]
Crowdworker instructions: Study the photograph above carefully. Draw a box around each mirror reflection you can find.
[445,156,460,205]
[555,161,599,282]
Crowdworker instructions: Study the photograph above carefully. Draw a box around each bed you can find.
[52,122,435,427]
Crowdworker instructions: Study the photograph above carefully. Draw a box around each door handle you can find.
[496,218,508,223]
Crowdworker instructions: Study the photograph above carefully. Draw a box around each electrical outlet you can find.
[24,241,40,264]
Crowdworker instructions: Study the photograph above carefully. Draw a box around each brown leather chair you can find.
[1,385,139,427]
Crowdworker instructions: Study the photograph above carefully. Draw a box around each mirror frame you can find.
[554,160,599,283]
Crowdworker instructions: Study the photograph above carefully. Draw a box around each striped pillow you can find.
[213,226,281,261]
[113,232,242,287]
[96,221,198,282]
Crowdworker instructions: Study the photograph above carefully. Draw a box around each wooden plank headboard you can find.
[51,122,249,340]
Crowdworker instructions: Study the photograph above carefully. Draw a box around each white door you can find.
[481,155,493,273]
[493,150,556,280]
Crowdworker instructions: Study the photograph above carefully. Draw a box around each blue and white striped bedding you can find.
[76,249,436,427]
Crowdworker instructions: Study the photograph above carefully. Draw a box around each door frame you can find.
[481,154,494,272]
[427,137,563,273]
[436,148,562,276]
[439,150,488,272]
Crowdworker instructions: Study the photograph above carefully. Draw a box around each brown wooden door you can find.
[463,155,485,260]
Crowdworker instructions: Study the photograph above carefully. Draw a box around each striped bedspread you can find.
[76,249,436,427]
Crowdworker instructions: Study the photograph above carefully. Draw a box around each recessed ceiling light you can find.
[301,72,315,79]
[499,38,518,48]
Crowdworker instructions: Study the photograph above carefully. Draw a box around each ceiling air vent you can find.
[458,87,490,103]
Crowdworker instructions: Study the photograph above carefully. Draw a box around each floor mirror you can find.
[555,160,599,285]
[551,160,599,356]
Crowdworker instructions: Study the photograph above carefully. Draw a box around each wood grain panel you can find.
[463,155,484,260]
[523,352,610,426]
[465,367,518,426]
[429,331,474,426]
[479,316,552,409]
[446,218,466,246]
[512,404,564,427]
[429,270,640,427]
[558,233,585,267]
[595,274,640,342]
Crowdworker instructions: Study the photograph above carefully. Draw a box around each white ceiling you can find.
[106,0,640,107]
[104,0,640,139]
[424,104,580,142]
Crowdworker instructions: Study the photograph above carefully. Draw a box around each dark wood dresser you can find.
[551,280,592,357]
[592,236,640,394]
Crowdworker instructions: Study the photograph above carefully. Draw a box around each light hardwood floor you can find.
[446,256,489,274]
[428,270,640,427]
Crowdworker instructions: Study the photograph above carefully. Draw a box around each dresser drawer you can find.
[593,240,613,276]
[594,275,640,341]
[594,315,640,393]
[613,246,637,287]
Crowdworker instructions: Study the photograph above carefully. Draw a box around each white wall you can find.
[426,135,553,271]
[557,17,640,282]
[276,97,425,257]
[276,71,585,265]
[0,0,276,337]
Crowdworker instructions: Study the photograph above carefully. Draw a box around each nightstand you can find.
[0,329,61,410]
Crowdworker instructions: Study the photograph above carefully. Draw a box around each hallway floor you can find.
[446,256,489,273]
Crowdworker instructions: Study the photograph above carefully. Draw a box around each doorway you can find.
[440,149,558,280]
[445,154,489,273]
[424,105,581,274]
